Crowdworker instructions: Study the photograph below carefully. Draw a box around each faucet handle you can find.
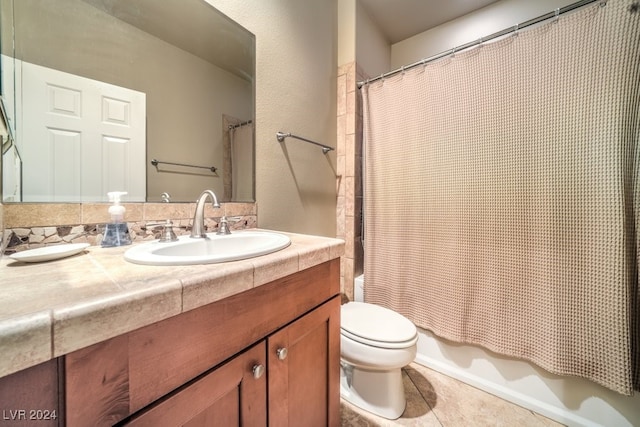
[217,216,232,235]
[148,219,179,242]
[159,219,179,242]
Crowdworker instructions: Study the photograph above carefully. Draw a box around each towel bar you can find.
[151,159,217,173]
[276,132,334,154]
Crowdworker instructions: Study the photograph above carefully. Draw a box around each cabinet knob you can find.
[276,347,288,360]
[252,364,265,379]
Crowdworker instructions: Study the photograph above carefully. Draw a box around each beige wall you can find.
[207,0,338,237]
[338,0,356,67]
[355,1,390,78]
[338,0,390,77]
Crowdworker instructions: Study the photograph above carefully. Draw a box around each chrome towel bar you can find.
[276,132,334,154]
[151,159,217,173]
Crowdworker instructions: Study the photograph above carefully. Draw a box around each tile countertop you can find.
[0,230,344,379]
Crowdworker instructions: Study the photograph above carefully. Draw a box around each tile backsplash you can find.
[1,202,257,255]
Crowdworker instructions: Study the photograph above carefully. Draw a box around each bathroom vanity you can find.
[0,231,343,426]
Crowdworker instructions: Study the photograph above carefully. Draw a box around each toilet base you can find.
[340,361,406,420]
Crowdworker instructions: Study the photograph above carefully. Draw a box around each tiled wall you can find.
[336,61,365,300]
[1,202,257,255]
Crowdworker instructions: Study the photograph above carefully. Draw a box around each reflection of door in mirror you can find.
[19,61,146,202]
[1,50,20,202]
[1,94,20,203]
[1,138,21,203]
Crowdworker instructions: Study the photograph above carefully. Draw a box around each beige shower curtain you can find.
[362,0,639,395]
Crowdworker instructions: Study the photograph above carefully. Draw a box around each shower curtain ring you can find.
[554,8,560,23]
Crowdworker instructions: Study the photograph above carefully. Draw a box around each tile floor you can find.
[340,363,564,426]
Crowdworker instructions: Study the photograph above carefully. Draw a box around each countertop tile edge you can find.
[181,262,255,313]
[1,231,345,378]
[252,245,300,288]
[52,278,182,357]
[0,310,53,378]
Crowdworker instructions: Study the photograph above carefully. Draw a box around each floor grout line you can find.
[341,362,564,426]
[403,367,444,427]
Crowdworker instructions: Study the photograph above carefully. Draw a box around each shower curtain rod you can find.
[357,0,604,88]
[229,120,252,130]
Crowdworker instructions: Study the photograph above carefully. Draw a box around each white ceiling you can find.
[359,0,501,44]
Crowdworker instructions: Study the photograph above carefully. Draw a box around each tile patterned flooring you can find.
[340,363,564,427]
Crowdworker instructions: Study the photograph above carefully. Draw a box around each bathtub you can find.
[415,329,640,427]
[355,275,640,426]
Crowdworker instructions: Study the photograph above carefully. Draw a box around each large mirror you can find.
[0,0,255,203]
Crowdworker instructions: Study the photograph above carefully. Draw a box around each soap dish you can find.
[8,243,90,263]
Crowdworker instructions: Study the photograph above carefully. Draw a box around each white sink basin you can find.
[124,230,291,265]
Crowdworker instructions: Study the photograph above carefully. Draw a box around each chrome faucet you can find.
[190,190,221,238]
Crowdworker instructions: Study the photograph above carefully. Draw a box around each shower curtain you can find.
[230,123,254,201]
[362,0,639,395]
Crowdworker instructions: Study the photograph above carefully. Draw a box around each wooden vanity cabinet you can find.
[64,259,340,427]
[124,342,268,426]
[0,359,63,427]
[268,298,339,426]
[125,296,339,427]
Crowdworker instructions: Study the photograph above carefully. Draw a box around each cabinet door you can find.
[124,342,267,427]
[0,359,62,427]
[268,296,340,427]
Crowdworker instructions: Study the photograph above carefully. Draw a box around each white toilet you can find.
[340,276,418,419]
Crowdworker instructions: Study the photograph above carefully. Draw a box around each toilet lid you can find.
[341,302,417,345]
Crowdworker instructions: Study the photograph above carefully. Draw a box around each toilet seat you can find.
[341,302,418,349]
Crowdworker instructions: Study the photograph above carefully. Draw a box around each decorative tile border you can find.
[1,202,257,255]
[3,216,257,255]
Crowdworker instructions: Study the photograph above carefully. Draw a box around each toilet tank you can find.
[355,274,364,302]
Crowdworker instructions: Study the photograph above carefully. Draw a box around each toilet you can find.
[340,276,418,419]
